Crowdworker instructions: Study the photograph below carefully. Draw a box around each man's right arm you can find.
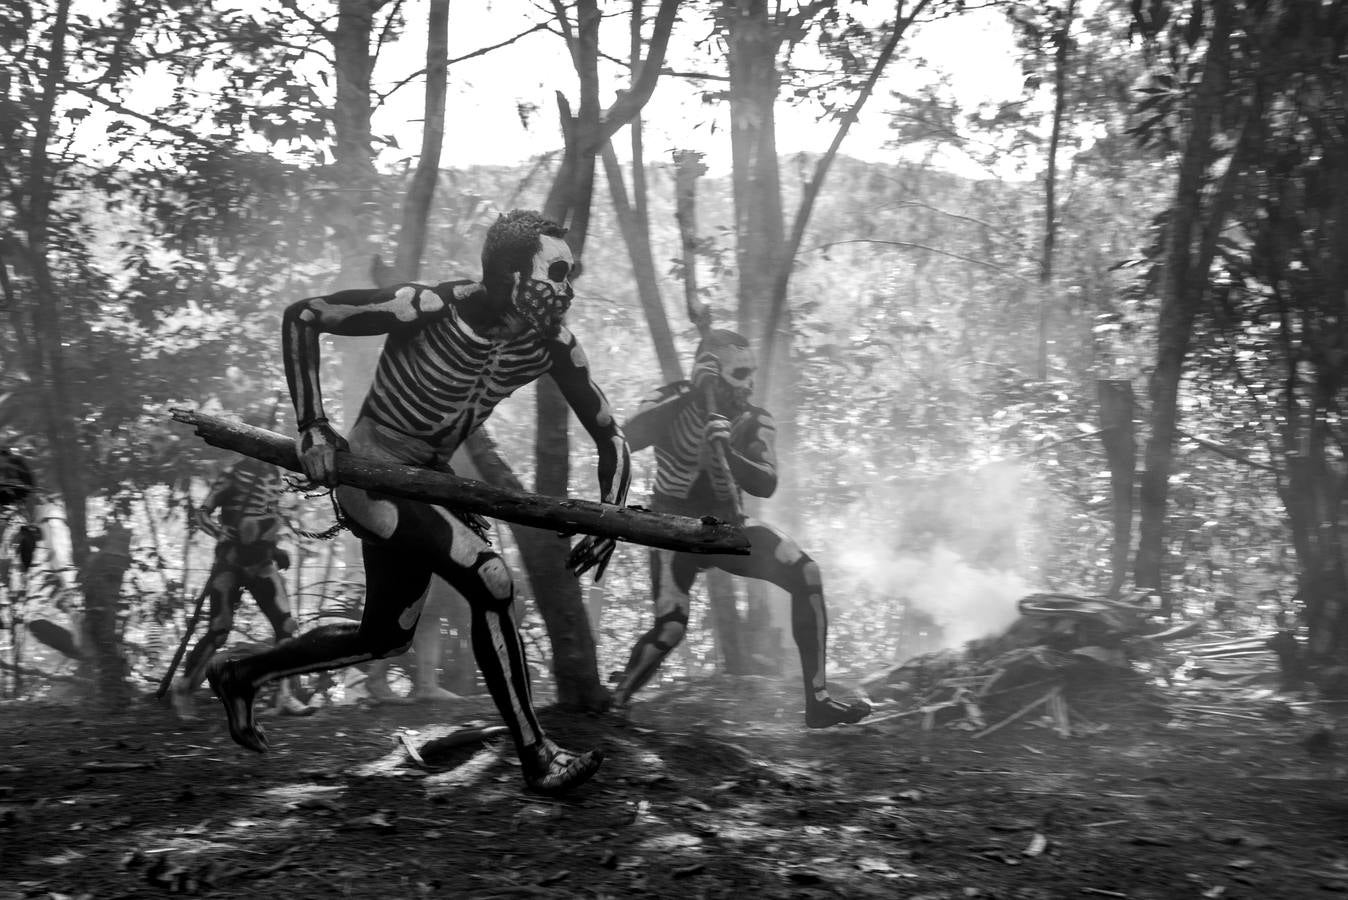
[281,282,469,484]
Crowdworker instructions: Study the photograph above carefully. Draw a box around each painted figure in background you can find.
[173,453,313,718]
[206,209,630,795]
[611,330,871,729]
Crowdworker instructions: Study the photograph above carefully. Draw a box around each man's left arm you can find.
[545,330,633,581]
[546,329,632,507]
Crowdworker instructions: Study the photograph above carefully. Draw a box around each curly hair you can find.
[481,209,568,298]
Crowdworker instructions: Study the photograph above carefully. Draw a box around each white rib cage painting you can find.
[218,464,283,521]
[651,399,707,500]
[364,317,551,447]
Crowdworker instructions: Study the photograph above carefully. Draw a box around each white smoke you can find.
[825,460,1049,654]
[841,542,1032,650]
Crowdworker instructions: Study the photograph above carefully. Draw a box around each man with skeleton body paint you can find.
[172,453,312,718]
[611,330,871,729]
[206,210,629,794]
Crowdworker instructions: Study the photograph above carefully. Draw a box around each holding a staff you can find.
[206,209,630,795]
[170,442,312,720]
[608,150,869,729]
[608,330,871,729]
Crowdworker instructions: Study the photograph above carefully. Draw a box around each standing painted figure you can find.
[173,454,312,718]
[206,210,630,795]
[611,330,871,728]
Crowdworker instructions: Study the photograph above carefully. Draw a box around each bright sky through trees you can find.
[60,3,1028,180]
[372,3,1025,179]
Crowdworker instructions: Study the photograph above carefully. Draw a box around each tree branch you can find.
[762,0,934,358]
[373,21,552,110]
[371,0,406,71]
[65,84,227,151]
[279,0,333,39]
[597,0,679,142]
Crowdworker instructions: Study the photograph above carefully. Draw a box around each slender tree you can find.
[467,0,678,708]
[1132,0,1252,609]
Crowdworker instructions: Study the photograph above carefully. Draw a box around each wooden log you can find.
[171,409,750,556]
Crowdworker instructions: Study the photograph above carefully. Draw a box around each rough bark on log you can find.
[171,409,749,556]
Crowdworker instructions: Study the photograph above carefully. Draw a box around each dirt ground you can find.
[2,672,1347,900]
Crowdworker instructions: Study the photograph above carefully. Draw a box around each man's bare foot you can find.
[207,659,268,752]
[521,738,604,795]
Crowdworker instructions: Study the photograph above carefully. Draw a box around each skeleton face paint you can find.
[714,342,757,409]
[514,234,575,339]
[693,331,757,412]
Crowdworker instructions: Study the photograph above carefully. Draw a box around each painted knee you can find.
[789,557,824,605]
[472,552,514,612]
[801,558,822,591]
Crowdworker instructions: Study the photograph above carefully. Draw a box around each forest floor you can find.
[3,669,1348,900]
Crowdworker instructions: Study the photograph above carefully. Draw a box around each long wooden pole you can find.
[673,150,742,520]
[171,410,749,556]
[155,581,209,699]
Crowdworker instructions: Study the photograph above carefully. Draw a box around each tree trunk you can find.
[757,0,924,380]
[487,0,676,709]
[723,0,790,664]
[1037,0,1077,382]
[331,0,388,431]
[79,525,133,708]
[671,147,752,668]
[1133,1,1237,609]
[1097,380,1135,598]
[615,0,680,380]
[392,0,448,283]
[23,0,90,565]
[725,0,786,350]
[365,0,451,692]
[602,141,682,383]
[468,426,609,707]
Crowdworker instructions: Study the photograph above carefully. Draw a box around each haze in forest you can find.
[7,0,1345,721]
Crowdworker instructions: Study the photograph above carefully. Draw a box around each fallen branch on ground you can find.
[973,685,1063,740]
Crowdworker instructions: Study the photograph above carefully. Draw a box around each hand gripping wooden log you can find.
[170,409,750,556]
